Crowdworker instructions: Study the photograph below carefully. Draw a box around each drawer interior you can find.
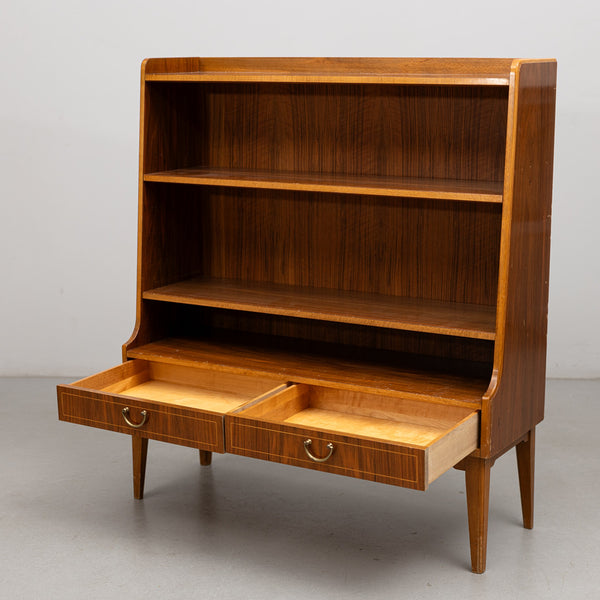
[73,360,286,413]
[237,383,478,449]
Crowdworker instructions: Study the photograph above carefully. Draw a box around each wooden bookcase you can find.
[57,58,557,573]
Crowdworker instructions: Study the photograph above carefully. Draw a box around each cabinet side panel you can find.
[486,62,556,457]
[126,74,209,355]
[126,184,209,351]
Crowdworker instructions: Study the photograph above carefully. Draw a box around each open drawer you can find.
[226,384,479,490]
[57,360,285,452]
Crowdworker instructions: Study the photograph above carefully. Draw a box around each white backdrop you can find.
[1,0,598,377]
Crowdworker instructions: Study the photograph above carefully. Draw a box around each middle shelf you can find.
[143,167,503,203]
[142,278,496,340]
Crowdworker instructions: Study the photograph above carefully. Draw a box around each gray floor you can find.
[1,378,598,599]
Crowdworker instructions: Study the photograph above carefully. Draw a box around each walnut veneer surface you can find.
[57,58,556,574]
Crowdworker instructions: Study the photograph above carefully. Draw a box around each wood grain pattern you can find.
[146,73,509,86]
[481,60,556,458]
[127,337,489,407]
[283,405,471,448]
[58,360,285,451]
[228,383,478,489]
[294,385,476,428]
[201,308,495,367]
[199,450,212,466]
[73,57,555,573]
[71,359,149,391]
[198,189,501,305]
[427,414,480,484]
[237,383,477,443]
[122,59,152,361]
[142,57,513,85]
[516,428,535,529]
[57,386,224,451]
[141,82,508,182]
[143,278,496,340]
[144,168,503,202]
[464,457,492,574]
[126,59,508,363]
[227,417,426,489]
[118,380,250,413]
[132,434,148,499]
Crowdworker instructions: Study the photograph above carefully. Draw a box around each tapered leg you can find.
[199,450,212,466]
[516,428,535,529]
[132,434,148,500]
[465,457,492,574]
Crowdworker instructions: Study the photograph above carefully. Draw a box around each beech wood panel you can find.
[127,337,489,407]
[481,60,556,458]
[284,408,446,444]
[143,278,496,339]
[307,386,477,431]
[144,168,503,203]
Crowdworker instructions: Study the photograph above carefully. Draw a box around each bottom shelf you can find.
[126,336,489,407]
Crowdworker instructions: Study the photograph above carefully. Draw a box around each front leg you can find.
[464,457,492,573]
[132,434,148,499]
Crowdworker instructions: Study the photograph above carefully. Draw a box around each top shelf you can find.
[145,72,510,86]
[143,57,514,86]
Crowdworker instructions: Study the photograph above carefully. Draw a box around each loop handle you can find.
[303,439,334,463]
[122,407,148,428]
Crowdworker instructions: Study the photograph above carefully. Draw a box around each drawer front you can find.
[226,416,426,490]
[58,386,223,452]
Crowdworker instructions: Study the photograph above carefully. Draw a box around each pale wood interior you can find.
[99,360,284,412]
[286,408,451,446]
[120,380,248,412]
[238,383,478,448]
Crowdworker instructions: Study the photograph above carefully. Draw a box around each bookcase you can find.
[57,58,556,573]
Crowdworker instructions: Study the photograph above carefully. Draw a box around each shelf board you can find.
[127,337,488,407]
[142,278,496,340]
[145,72,509,86]
[143,57,513,86]
[144,168,503,203]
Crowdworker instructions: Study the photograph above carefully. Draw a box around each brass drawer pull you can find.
[303,439,334,463]
[122,407,148,428]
